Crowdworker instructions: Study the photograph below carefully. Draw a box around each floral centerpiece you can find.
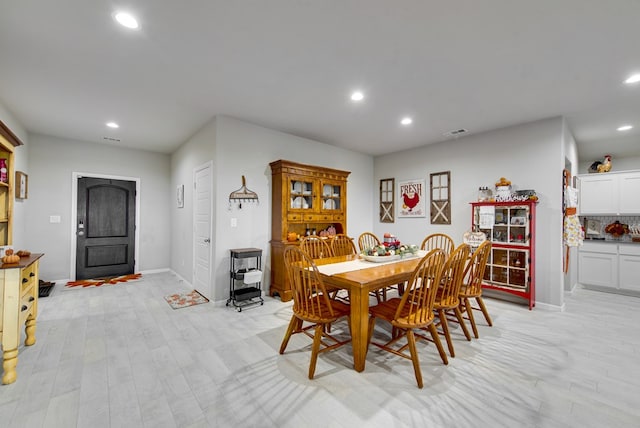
[361,243,419,258]
[396,244,419,258]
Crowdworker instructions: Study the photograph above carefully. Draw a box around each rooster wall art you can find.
[399,179,426,217]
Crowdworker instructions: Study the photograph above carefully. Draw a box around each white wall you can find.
[170,118,218,284]
[171,115,374,302]
[26,134,171,281]
[374,117,565,309]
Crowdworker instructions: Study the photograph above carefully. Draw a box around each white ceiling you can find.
[1,1,639,162]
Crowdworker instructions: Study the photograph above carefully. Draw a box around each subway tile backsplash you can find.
[579,215,640,242]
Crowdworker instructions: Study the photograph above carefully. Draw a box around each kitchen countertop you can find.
[582,238,639,244]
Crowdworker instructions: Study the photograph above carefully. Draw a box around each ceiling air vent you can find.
[103,136,121,142]
[443,128,468,138]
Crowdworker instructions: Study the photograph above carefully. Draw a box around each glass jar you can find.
[477,186,492,202]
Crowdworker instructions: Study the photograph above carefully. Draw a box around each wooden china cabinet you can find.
[269,160,350,301]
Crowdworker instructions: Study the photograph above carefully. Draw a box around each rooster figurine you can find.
[588,155,612,173]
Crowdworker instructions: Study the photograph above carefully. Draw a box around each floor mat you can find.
[164,290,209,309]
[66,273,142,288]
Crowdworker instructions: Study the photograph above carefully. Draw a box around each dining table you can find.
[314,251,427,372]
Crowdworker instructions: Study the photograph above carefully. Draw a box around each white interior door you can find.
[193,162,212,297]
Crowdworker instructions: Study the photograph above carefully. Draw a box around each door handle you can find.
[204,238,211,243]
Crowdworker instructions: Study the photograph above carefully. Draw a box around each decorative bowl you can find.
[361,254,400,263]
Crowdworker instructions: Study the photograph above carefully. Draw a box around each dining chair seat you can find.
[457,240,493,338]
[280,246,351,379]
[367,249,448,388]
[429,243,471,358]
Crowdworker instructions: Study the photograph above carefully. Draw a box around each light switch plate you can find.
[50,215,61,223]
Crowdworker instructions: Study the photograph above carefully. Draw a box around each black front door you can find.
[76,177,136,280]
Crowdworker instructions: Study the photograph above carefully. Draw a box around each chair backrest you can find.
[437,243,471,308]
[331,234,357,256]
[392,249,446,328]
[420,233,455,255]
[358,232,381,253]
[283,246,335,322]
[462,240,492,297]
[299,236,334,259]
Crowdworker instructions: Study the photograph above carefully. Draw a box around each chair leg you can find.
[374,291,382,304]
[476,297,493,326]
[454,306,471,341]
[406,329,423,389]
[308,324,324,379]
[427,323,448,365]
[464,298,479,338]
[367,316,376,346]
[279,316,301,354]
[438,309,455,358]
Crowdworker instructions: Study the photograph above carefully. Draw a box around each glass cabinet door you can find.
[474,205,530,244]
[320,180,343,211]
[289,177,314,211]
[486,247,529,289]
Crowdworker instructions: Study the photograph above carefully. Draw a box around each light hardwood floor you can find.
[1,271,639,427]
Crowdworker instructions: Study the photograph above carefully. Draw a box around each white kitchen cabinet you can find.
[619,173,640,214]
[577,171,640,215]
[578,242,618,289]
[618,244,640,292]
[578,242,640,293]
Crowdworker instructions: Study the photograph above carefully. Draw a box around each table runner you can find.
[316,251,426,276]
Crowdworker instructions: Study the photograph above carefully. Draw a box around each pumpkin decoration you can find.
[17,250,31,257]
[2,249,20,264]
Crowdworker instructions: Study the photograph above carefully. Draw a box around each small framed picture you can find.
[585,219,601,236]
[511,216,526,225]
[15,171,28,199]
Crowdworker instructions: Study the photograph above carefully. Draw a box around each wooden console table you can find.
[0,253,43,384]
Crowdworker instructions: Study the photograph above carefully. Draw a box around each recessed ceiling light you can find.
[106,122,119,129]
[400,117,413,126]
[114,12,139,29]
[617,125,633,131]
[350,91,364,102]
[624,73,640,84]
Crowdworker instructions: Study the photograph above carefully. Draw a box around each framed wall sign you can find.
[176,184,184,208]
[398,179,426,217]
[430,171,451,224]
[15,171,28,199]
[379,178,394,223]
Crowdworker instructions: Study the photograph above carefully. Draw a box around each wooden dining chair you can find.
[367,249,448,388]
[299,235,342,300]
[357,231,402,301]
[299,236,334,259]
[458,240,493,338]
[279,246,351,379]
[357,232,381,253]
[421,233,455,256]
[331,234,357,257]
[432,243,471,358]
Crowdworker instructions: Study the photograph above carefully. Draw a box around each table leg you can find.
[350,286,370,372]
